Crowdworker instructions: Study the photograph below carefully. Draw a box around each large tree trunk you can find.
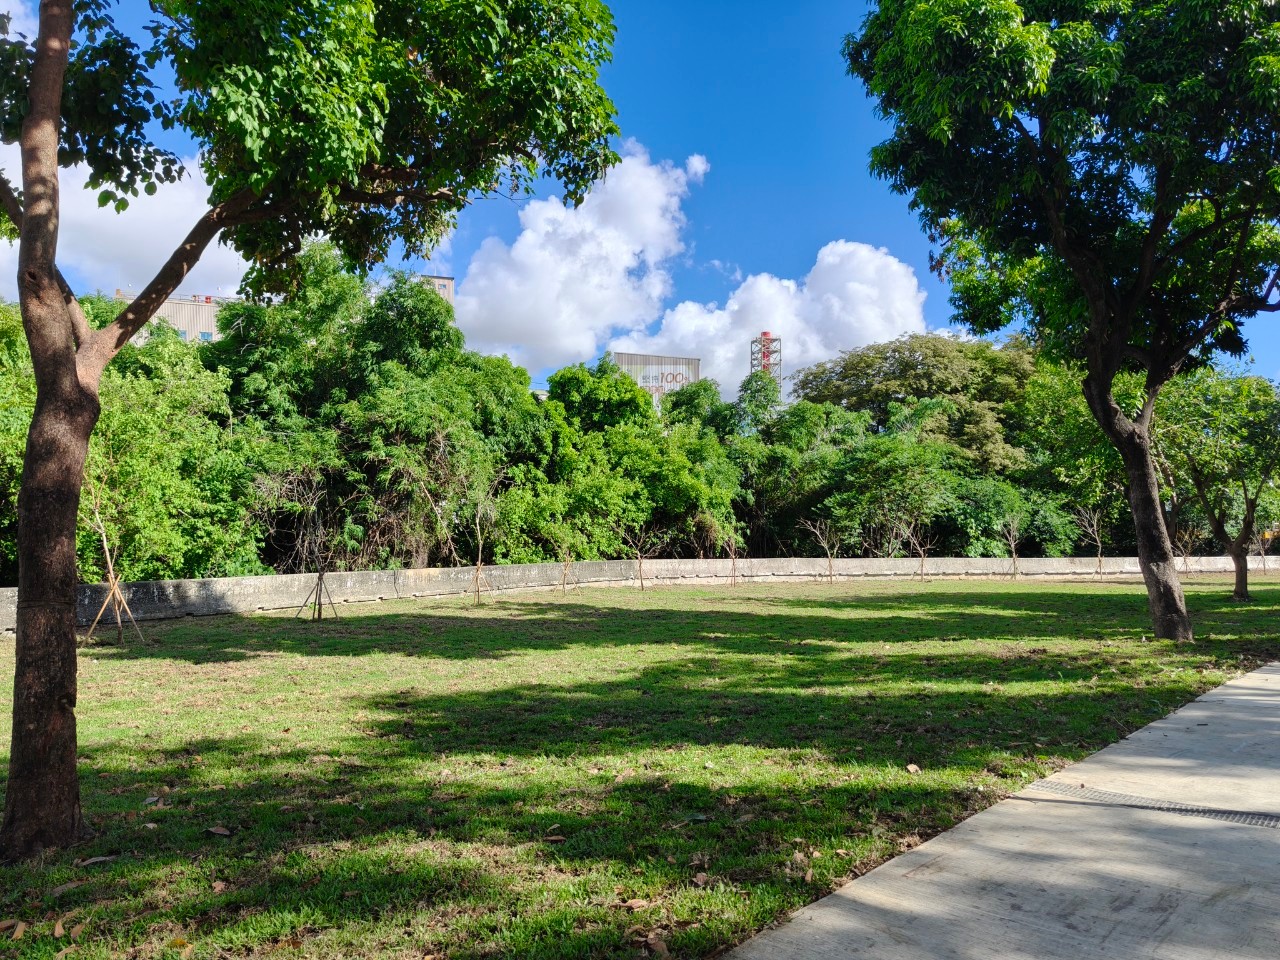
[1084,376,1193,641]
[0,385,98,860]
[1229,546,1250,603]
[1118,437,1193,640]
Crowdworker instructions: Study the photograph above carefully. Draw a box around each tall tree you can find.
[848,0,1280,639]
[793,332,1034,472]
[1154,369,1280,601]
[1,0,617,860]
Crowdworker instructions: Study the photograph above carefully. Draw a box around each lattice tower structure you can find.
[749,331,782,389]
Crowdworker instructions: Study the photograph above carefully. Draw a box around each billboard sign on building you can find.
[613,352,701,404]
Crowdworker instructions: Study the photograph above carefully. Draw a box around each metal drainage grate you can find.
[1029,779,1280,829]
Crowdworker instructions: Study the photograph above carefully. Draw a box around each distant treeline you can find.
[2,245,1276,586]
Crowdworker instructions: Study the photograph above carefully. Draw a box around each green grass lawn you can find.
[1,576,1279,959]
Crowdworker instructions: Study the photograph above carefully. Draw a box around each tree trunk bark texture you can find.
[0,387,98,861]
[1115,428,1194,641]
[1083,376,1194,641]
[1229,547,1250,603]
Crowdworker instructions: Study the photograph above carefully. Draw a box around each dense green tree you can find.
[735,369,782,435]
[547,355,656,434]
[661,378,738,442]
[1155,369,1280,600]
[793,333,1034,471]
[2,308,262,586]
[2,0,618,858]
[822,403,957,557]
[847,0,1280,640]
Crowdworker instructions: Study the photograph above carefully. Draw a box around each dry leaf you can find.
[181,946,195,960]
[282,938,303,948]
[55,917,65,938]
[11,921,26,940]
[206,826,232,837]
[143,823,158,830]
[50,881,85,897]
[544,835,566,843]
[74,856,114,867]
[804,868,814,883]
[645,933,670,957]
[0,920,14,933]
[692,872,709,887]
[69,923,84,940]
[622,898,648,911]
[212,881,228,893]
[906,763,921,774]
[54,948,77,959]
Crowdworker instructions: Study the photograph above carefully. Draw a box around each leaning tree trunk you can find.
[1113,427,1194,641]
[1084,376,1193,641]
[0,384,99,860]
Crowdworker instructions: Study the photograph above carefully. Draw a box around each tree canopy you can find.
[846,0,1280,639]
[1,0,621,861]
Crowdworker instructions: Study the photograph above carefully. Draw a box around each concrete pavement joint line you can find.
[1029,778,1280,828]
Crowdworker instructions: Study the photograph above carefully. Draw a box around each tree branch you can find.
[336,184,457,207]
[18,0,75,391]
[0,169,91,348]
[80,188,260,379]
[1124,162,1174,316]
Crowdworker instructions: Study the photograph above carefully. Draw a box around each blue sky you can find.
[3,1,1277,387]
[452,0,949,319]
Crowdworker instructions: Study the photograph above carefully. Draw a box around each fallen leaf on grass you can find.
[621,899,648,911]
[0,920,13,933]
[544,835,566,843]
[804,868,814,883]
[11,921,26,940]
[143,822,158,830]
[206,825,232,837]
[69,923,84,940]
[906,763,921,774]
[212,881,228,893]
[54,948,77,959]
[73,856,114,867]
[645,933,670,956]
[692,873,709,888]
[49,881,85,897]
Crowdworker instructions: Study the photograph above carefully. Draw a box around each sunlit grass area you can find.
[2,576,1279,959]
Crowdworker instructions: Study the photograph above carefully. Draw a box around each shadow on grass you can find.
[0,582,1276,957]
[90,583,1280,666]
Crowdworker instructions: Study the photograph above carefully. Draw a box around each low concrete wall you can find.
[0,555,1271,633]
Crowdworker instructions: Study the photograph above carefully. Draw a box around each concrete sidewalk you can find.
[728,664,1280,960]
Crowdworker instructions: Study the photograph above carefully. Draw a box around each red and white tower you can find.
[750,331,782,389]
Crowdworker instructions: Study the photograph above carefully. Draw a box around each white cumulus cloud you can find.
[611,241,927,396]
[454,141,708,371]
[3,2,37,38]
[455,141,927,392]
[0,145,251,301]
